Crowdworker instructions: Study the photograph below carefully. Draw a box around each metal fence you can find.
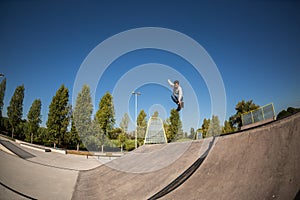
[241,103,275,126]
[144,117,167,144]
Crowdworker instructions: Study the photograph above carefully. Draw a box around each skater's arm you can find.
[168,79,174,87]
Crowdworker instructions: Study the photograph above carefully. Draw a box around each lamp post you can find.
[132,91,141,149]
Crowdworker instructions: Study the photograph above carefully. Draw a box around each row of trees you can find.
[195,100,260,139]
[1,77,297,151]
[0,78,183,151]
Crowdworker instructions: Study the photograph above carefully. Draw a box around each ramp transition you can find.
[0,139,35,159]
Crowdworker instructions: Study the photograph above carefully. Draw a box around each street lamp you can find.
[0,73,4,77]
[132,91,141,149]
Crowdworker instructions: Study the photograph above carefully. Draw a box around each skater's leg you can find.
[171,95,179,104]
[176,97,183,112]
[176,104,181,112]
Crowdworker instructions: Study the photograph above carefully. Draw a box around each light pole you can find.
[132,91,141,149]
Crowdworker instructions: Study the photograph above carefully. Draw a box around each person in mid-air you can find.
[168,79,184,112]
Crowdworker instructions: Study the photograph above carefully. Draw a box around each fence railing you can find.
[241,103,275,126]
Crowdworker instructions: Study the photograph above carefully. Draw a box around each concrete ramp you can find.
[72,139,213,200]
[161,113,300,200]
[0,139,35,159]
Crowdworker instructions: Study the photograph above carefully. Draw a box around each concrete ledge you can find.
[241,118,275,130]
[16,140,52,153]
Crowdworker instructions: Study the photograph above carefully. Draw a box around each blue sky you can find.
[1,0,300,132]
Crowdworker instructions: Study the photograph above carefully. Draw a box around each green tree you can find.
[119,113,129,133]
[46,85,70,148]
[277,107,300,120]
[222,120,235,134]
[152,111,159,118]
[27,99,42,143]
[7,85,25,138]
[137,109,147,143]
[189,127,196,139]
[0,78,6,118]
[201,118,210,139]
[230,100,259,129]
[167,109,182,142]
[207,115,221,137]
[70,114,80,151]
[118,133,126,152]
[73,84,93,143]
[96,92,115,138]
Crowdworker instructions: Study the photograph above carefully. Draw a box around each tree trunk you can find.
[76,143,79,151]
[31,133,33,143]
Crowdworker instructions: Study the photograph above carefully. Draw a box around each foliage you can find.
[201,118,210,139]
[229,100,259,129]
[7,85,25,138]
[46,85,70,147]
[166,109,182,142]
[70,114,81,150]
[207,115,221,137]
[27,99,42,143]
[96,92,115,138]
[73,84,93,141]
[0,117,11,133]
[137,109,147,127]
[0,78,6,118]
[137,110,147,140]
[152,111,159,118]
[119,113,129,133]
[189,127,196,139]
[277,107,300,120]
[118,133,126,152]
[222,120,235,134]
[109,127,122,139]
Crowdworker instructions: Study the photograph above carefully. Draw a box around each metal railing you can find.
[241,103,275,126]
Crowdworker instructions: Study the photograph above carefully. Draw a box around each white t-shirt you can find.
[168,79,183,100]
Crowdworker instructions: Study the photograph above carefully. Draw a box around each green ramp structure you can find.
[144,117,167,144]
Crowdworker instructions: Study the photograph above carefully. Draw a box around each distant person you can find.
[168,79,184,112]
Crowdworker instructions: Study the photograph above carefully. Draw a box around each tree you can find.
[230,100,259,129]
[277,107,300,120]
[0,78,6,118]
[96,92,115,138]
[119,113,129,133]
[189,127,196,139]
[118,133,126,152]
[137,109,147,142]
[152,111,159,118]
[46,85,70,148]
[201,118,210,139]
[167,109,182,142]
[27,99,42,143]
[73,84,93,144]
[7,85,25,138]
[222,120,235,134]
[207,115,221,137]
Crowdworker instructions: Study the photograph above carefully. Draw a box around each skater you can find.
[168,79,184,112]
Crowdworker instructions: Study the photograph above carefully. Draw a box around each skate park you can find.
[0,112,299,200]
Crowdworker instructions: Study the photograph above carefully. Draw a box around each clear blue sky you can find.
[1,0,300,132]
